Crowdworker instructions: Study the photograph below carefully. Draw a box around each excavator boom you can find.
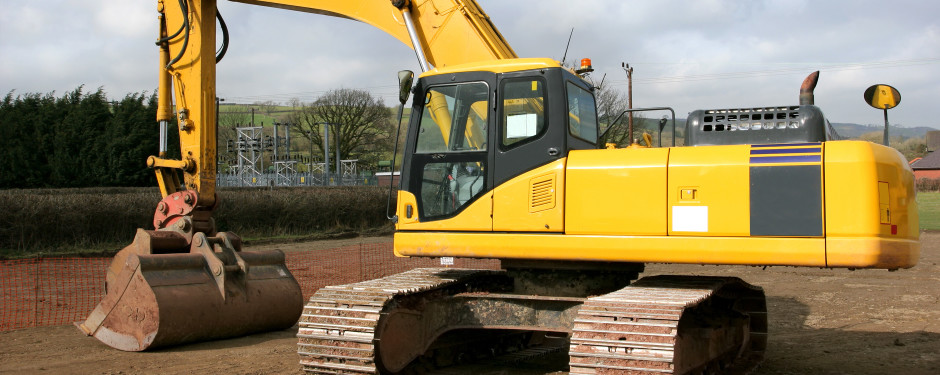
[79,0,523,354]
[231,0,517,69]
[78,0,304,351]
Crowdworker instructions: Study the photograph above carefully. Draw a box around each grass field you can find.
[918,191,940,231]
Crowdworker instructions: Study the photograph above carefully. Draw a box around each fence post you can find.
[33,258,41,327]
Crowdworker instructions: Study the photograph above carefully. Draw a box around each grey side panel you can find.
[750,165,823,236]
[686,105,828,146]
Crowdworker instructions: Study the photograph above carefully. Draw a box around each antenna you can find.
[561,28,574,66]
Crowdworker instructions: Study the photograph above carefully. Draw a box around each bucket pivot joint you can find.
[191,231,250,299]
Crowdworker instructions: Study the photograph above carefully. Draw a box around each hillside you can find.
[831,123,938,139]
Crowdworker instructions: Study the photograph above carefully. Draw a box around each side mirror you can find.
[398,70,414,105]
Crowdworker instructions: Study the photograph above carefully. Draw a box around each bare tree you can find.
[287,88,394,172]
[253,100,279,116]
[595,87,630,146]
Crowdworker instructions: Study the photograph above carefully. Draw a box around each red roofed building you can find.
[911,151,940,180]
[912,131,940,180]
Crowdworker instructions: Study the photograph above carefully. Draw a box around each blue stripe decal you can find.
[751,142,822,148]
[750,147,821,155]
[750,155,821,164]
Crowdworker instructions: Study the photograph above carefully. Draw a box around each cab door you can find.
[397,77,494,231]
[492,71,570,232]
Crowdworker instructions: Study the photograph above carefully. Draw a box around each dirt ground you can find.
[1,233,937,375]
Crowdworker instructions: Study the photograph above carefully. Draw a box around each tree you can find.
[0,87,177,188]
[287,89,394,172]
[594,86,653,147]
[858,131,927,161]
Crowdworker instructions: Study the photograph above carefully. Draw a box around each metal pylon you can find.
[235,126,264,186]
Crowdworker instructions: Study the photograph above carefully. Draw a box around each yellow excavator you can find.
[80,0,919,374]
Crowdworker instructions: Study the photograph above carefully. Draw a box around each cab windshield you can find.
[415,82,489,153]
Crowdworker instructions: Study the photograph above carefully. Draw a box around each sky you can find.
[2,0,939,129]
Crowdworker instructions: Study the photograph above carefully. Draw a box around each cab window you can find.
[566,82,598,144]
[415,82,488,153]
[413,82,488,219]
[501,78,546,149]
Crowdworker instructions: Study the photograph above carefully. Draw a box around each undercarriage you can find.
[297,264,766,375]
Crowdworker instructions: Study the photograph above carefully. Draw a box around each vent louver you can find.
[530,175,556,212]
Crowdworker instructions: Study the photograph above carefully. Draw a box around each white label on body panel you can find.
[672,206,708,232]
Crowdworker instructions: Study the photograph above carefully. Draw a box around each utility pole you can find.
[323,124,330,184]
[335,123,341,177]
[622,63,634,143]
[284,123,291,158]
[307,129,315,173]
[273,121,279,159]
[215,97,224,174]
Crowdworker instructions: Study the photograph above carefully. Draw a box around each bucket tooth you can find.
[78,230,303,351]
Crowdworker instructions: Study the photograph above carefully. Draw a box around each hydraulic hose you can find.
[216,8,228,63]
[156,8,186,45]
[166,0,190,69]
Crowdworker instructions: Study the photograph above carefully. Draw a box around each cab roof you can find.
[419,58,564,78]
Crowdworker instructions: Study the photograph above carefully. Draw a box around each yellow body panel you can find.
[395,231,918,269]
[667,145,751,236]
[826,237,919,269]
[493,159,565,232]
[565,148,668,235]
[396,190,492,231]
[824,141,920,267]
[396,141,919,270]
[824,141,918,240]
[396,232,827,266]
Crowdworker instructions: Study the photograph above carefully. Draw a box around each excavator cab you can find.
[395,59,600,232]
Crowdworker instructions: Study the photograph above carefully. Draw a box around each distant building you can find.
[911,131,940,180]
[375,171,400,187]
[928,131,940,152]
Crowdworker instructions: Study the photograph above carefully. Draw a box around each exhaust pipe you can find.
[800,71,819,105]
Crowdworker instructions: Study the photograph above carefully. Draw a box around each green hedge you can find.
[0,186,394,258]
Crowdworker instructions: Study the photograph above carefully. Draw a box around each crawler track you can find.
[296,268,498,374]
[300,271,766,375]
[569,276,767,375]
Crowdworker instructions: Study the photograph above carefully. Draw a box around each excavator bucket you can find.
[77,229,303,351]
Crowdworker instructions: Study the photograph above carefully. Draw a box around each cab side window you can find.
[501,78,546,149]
[566,82,598,144]
[416,83,488,153]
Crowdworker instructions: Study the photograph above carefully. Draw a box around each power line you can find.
[218,58,939,103]
[220,84,399,104]
[605,58,940,85]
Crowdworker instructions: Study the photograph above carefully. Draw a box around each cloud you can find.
[1,0,937,128]
[93,1,151,37]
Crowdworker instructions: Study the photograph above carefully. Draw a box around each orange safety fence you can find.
[0,242,500,332]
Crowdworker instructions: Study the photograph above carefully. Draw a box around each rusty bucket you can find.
[77,229,303,351]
